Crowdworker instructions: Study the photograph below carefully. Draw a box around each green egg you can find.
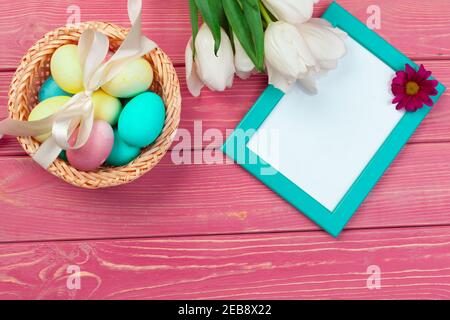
[118,92,165,148]
[106,128,141,166]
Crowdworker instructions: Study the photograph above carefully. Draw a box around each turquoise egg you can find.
[39,76,72,102]
[118,92,165,148]
[106,128,141,166]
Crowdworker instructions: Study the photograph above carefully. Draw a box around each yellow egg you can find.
[28,96,71,142]
[92,89,122,125]
[50,44,84,94]
[101,58,153,98]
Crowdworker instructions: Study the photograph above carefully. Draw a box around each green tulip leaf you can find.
[222,0,258,70]
[189,0,199,56]
[195,0,223,55]
[242,0,265,72]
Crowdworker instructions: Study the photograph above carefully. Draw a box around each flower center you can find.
[406,81,420,95]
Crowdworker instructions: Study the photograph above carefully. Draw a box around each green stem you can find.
[259,1,273,26]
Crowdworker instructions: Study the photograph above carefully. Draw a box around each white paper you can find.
[247,36,404,212]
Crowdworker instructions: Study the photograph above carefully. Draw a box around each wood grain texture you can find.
[0,0,449,69]
[1,226,450,300]
[1,142,450,242]
[1,60,449,156]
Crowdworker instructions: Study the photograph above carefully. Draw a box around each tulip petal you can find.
[298,76,318,94]
[265,22,315,80]
[185,38,204,97]
[309,18,347,40]
[298,19,347,63]
[195,24,236,92]
[318,59,338,70]
[234,34,255,80]
[262,0,318,26]
[266,61,295,93]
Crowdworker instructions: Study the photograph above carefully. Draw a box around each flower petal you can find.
[195,24,236,92]
[265,22,315,79]
[297,19,347,63]
[407,98,424,112]
[234,34,256,80]
[298,76,318,94]
[405,64,416,80]
[392,84,406,96]
[185,38,204,97]
[262,0,318,26]
[416,64,432,82]
[418,92,434,106]
[392,93,406,104]
[266,60,295,93]
[318,59,338,70]
[396,95,411,110]
[392,71,407,85]
[308,18,347,40]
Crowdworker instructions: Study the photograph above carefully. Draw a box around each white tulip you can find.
[186,24,235,97]
[296,18,347,93]
[234,34,255,80]
[262,0,319,26]
[264,21,316,92]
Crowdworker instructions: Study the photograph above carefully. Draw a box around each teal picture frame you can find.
[221,2,446,237]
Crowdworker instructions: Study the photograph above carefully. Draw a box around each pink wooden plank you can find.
[0,0,449,69]
[1,226,450,299]
[0,142,450,242]
[1,59,449,156]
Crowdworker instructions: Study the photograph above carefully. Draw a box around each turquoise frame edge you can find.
[221,1,446,237]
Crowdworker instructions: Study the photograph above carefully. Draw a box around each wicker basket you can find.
[7,22,181,189]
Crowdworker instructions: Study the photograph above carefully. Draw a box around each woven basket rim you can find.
[7,21,181,189]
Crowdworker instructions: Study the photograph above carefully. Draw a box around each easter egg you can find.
[92,89,122,126]
[67,121,114,171]
[101,58,153,98]
[28,96,72,142]
[118,92,165,148]
[50,44,84,94]
[106,128,141,167]
[39,76,72,102]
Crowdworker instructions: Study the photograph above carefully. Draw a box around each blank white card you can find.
[247,36,405,212]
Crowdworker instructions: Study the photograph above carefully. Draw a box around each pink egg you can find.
[67,120,114,171]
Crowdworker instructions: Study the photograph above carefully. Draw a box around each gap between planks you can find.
[1,221,450,246]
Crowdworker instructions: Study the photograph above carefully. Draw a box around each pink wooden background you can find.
[0,0,450,300]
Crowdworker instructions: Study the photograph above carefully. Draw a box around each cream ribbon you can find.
[0,0,157,169]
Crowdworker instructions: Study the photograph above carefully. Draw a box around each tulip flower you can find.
[234,34,256,80]
[185,24,235,97]
[296,18,347,93]
[264,21,316,92]
[262,0,319,26]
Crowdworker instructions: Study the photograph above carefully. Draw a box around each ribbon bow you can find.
[0,0,157,168]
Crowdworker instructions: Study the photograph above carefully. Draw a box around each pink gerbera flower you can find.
[391,64,438,112]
